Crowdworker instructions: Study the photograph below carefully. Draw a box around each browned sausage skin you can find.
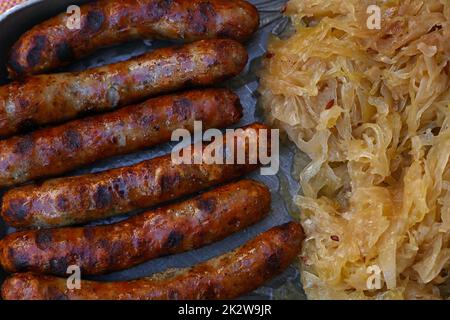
[1,39,248,137]
[7,0,258,78]
[0,88,243,188]
[1,222,303,300]
[0,179,271,276]
[1,123,269,229]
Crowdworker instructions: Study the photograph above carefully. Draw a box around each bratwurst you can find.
[1,39,247,137]
[0,179,271,276]
[1,123,269,229]
[1,222,303,300]
[7,0,258,78]
[0,88,243,188]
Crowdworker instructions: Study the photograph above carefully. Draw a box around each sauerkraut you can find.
[259,0,450,299]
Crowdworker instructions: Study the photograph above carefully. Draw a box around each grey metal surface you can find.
[0,0,305,299]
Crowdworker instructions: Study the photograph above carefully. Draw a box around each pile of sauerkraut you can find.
[259,0,450,299]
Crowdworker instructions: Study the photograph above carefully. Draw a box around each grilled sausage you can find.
[7,0,259,78]
[1,39,248,137]
[1,222,303,300]
[1,123,269,229]
[0,179,271,276]
[0,88,243,188]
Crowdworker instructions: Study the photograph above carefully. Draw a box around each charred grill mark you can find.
[108,241,125,265]
[227,217,240,228]
[7,0,256,81]
[83,227,95,241]
[139,114,155,127]
[4,200,28,222]
[18,98,29,109]
[165,230,184,249]
[147,0,173,22]
[264,248,283,275]
[199,2,216,20]
[56,195,70,212]
[161,173,181,194]
[93,185,113,209]
[14,136,33,155]
[49,257,69,275]
[168,289,180,299]
[55,42,74,62]
[130,237,146,259]
[189,9,206,34]
[35,230,53,250]
[217,25,236,39]
[112,178,127,198]
[189,2,216,35]
[201,284,219,299]
[8,248,30,270]
[173,98,193,121]
[110,240,124,256]
[98,238,109,250]
[203,53,219,68]
[62,129,83,151]
[196,197,216,214]
[85,9,105,32]
[26,35,46,67]
[198,2,216,33]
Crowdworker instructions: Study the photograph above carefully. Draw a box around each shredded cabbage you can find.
[259,0,450,299]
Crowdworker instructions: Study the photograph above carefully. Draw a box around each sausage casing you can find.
[1,222,303,300]
[7,0,259,78]
[1,123,269,229]
[1,39,248,137]
[0,88,243,188]
[0,179,271,276]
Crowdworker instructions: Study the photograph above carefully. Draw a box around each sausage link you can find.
[7,0,258,78]
[1,39,248,137]
[1,123,269,228]
[1,222,303,300]
[0,88,243,188]
[0,179,271,276]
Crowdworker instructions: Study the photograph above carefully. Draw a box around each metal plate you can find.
[0,0,305,300]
